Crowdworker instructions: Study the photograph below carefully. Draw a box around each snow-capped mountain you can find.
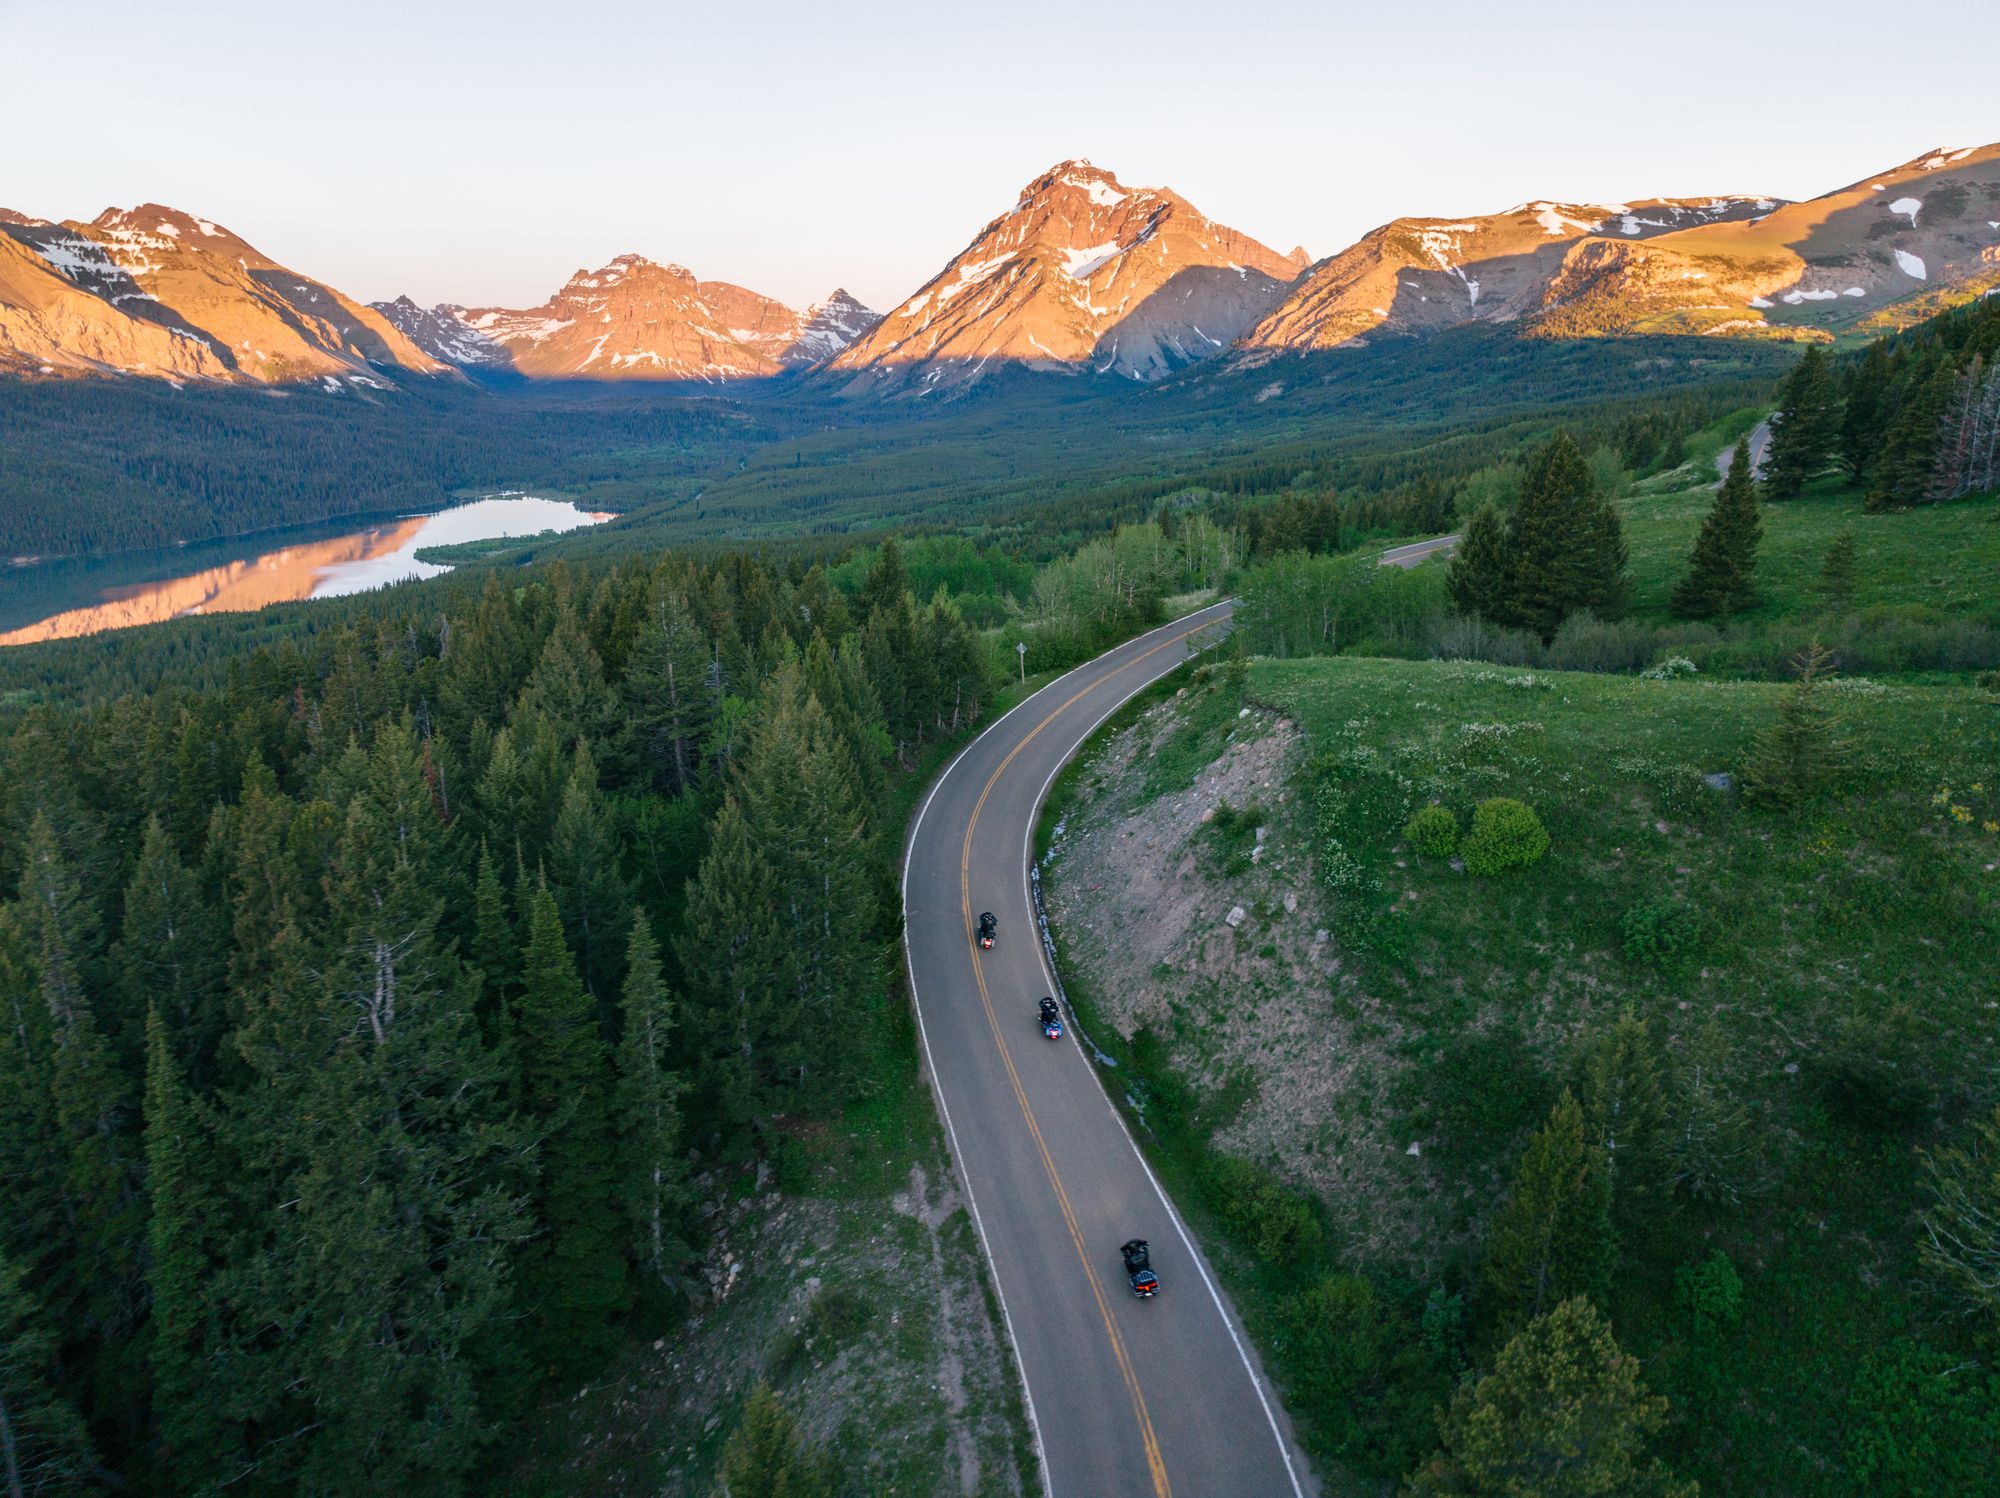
[1526,144,2000,339]
[786,290,883,367]
[0,204,447,382]
[824,161,1308,397]
[1241,196,1780,354]
[376,261,876,381]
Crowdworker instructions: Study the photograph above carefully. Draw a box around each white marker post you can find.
[1016,640,1027,685]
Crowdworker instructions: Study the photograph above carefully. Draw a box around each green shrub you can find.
[1459,797,1550,875]
[1674,1250,1744,1334]
[1616,899,1702,971]
[1200,1155,1325,1262]
[1404,805,1460,858]
[1845,1340,2000,1497]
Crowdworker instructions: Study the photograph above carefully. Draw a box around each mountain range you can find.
[4,144,1996,395]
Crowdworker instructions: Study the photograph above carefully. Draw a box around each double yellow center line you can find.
[955,623,1205,1498]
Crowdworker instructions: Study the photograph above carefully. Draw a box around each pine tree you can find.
[1742,641,1848,808]
[857,536,911,620]
[517,605,613,748]
[1447,503,1514,624]
[1840,341,1893,482]
[115,815,227,1085]
[678,794,791,1129]
[614,912,688,1313]
[715,1384,833,1498]
[143,1002,228,1480]
[737,676,877,1109]
[1505,433,1628,639]
[1481,1090,1614,1333]
[1815,532,1859,613]
[1669,1022,1752,1207]
[0,1246,97,1498]
[6,813,139,1346]
[623,585,715,796]
[514,880,628,1371]
[471,841,518,1045]
[1761,345,1842,498]
[1573,1011,1672,1245]
[1867,363,1954,511]
[1406,1298,1692,1498]
[1669,441,1763,618]
[546,742,632,1000]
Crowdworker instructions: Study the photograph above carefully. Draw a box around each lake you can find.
[0,495,613,647]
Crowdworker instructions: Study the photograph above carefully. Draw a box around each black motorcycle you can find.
[1038,996,1063,1041]
[977,911,996,950]
[1121,1239,1159,1297]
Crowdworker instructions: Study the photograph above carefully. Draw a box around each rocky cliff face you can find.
[0,204,447,381]
[825,160,1306,396]
[377,261,876,380]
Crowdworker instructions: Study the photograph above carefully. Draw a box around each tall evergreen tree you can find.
[678,795,790,1129]
[517,606,614,749]
[737,676,877,1107]
[1446,503,1513,624]
[546,742,632,999]
[1867,363,1955,511]
[1481,1090,1614,1333]
[4,813,139,1347]
[1840,341,1893,482]
[116,815,227,1085]
[622,585,714,796]
[143,1002,228,1482]
[1505,433,1628,639]
[0,1246,97,1498]
[857,536,911,621]
[1406,1298,1692,1498]
[514,881,628,1371]
[613,911,688,1312]
[470,841,518,1042]
[1669,441,1763,618]
[1761,345,1841,498]
[1572,1011,1672,1245]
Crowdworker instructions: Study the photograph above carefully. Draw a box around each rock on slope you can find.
[825,160,1307,397]
[376,263,877,380]
[0,204,447,382]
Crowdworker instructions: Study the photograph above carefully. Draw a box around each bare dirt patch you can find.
[513,1155,1027,1497]
[1043,694,1456,1272]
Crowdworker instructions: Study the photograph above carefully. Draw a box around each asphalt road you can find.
[1716,418,1772,483]
[1378,534,1459,568]
[902,600,1311,1498]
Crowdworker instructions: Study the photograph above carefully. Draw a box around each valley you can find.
[5,57,2000,1498]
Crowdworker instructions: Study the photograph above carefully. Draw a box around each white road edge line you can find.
[1018,602,1310,1498]
[898,601,1238,1498]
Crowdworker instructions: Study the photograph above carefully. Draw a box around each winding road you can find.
[901,600,1311,1498]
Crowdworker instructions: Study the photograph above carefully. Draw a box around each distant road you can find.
[1716,419,1772,483]
[902,600,1310,1498]
[1379,534,1458,568]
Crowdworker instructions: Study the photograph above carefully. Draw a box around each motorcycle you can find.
[1038,996,1063,1041]
[1121,1239,1159,1297]
[977,911,996,950]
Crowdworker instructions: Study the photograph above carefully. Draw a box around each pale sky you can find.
[5,0,1996,314]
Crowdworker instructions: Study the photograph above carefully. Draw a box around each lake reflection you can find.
[0,496,611,647]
